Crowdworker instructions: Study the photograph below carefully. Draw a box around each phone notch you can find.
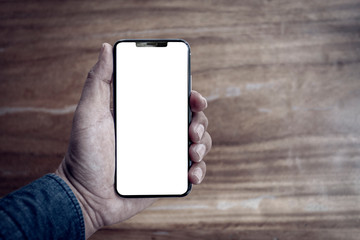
[136,41,168,47]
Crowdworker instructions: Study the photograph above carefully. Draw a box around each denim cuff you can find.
[0,173,85,240]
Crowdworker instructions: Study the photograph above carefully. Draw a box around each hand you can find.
[55,43,212,238]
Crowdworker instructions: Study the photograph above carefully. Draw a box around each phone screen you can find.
[114,40,191,197]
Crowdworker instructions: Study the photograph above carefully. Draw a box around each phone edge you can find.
[113,39,192,198]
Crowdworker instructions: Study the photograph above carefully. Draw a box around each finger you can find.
[189,161,206,184]
[190,90,207,113]
[189,112,208,143]
[79,43,113,110]
[189,132,212,163]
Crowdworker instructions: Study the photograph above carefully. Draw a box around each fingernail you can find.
[193,167,202,183]
[195,144,206,161]
[99,43,105,59]
[195,124,205,141]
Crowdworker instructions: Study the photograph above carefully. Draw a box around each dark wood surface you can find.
[1,0,360,239]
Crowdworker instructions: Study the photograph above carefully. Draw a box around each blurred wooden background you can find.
[1,0,360,239]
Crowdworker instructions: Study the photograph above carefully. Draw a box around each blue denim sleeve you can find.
[0,174,85,240]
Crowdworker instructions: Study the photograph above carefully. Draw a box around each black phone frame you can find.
[113,39,192,198]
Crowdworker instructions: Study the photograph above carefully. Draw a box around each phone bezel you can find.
[113,39,192,198]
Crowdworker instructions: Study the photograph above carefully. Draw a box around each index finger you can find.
[190,90,208,112]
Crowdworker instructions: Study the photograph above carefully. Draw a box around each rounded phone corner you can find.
[113,39,125,51]
[177,39,191,50]
[114,39,130,46]
[178,183,192,197]
[114,185,127,198]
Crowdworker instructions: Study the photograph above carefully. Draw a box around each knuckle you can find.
[197,111,208,127]
[200,160,206,170]
[203,114,209,127]
[205,132,212,149]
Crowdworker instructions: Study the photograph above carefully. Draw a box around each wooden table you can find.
[1,0,360,239]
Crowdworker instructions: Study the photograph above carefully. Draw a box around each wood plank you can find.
[1,0,360,239]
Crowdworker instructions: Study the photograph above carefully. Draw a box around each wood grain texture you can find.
[1,0,360,239]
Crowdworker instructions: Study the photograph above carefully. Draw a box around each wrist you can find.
[55,162,101,238]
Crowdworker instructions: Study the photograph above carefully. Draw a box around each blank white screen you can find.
[115,41,189,196]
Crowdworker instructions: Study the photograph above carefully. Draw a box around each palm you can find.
[66,94,155,227]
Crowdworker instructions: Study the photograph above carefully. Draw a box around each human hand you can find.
[55,43,212,238]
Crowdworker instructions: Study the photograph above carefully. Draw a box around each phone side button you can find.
[190,75,192,90]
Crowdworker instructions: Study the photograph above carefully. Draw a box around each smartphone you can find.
[113,39,191,197]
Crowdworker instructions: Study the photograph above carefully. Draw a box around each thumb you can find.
[79,43,113,111]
